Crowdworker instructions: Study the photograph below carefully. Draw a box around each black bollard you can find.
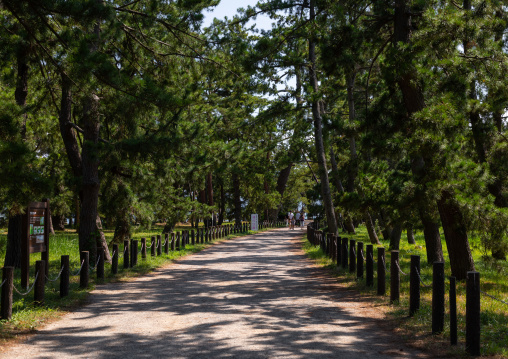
[60,255,69,298]
[164,233,169,254]
[432,261,445,334]
[409,255,420,316]
[366,244,373,287]
[124,240,130,269]
[151,236,156,257]
[80,251,89,288]
[357,242,364,279]
[377,247,386,296]
[341,238,348,270]
[131,240,138,267]
[450,276,457,346]
[349,239,356,273]
[171,233,175,251]
[466,271,480,356]
[1,266,14,320]
[112,244,118,274]
[176,232,180,250]
[97,247,104,280]
[390,250,400,304]
[34,260,45,305]
[336,236,341,267]
[157,235,162,256]
[141,238,147,259]
[191,230,195,245]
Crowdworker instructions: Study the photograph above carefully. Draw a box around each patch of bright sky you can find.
[202,0,274,31]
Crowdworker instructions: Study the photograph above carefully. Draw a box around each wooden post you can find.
[34,260,45,305]
[366,244,373,287]
[349,239,356,273]
[409,255,420,316]
[466,271,480,355]
[191,229,195,245]
[450,276,457,346]
[390,250,400,304]
[357,242,364,279]
[176,232,180,250]
[341,238,348,270]
[112,244,118,274]
[80,251,89,288]
[157,235,162,256]
[171,233,175,251]
[131,240,138,267]
[164,233,169,254]
[141,238,147,259]
[97,247,104,280]
[1,266,14,320]
[182,231,186,249]
[124,240,130,269]
[332,235,337,262]
[60,255,69,298]
[377,247,385,295]
[432,261,445,334]
[151,236,156,256]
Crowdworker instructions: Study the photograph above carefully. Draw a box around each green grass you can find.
[301,225,508,358]
[0,222,273,345]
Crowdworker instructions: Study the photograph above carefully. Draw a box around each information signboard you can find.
[21,201,50,288]
[250,213,258,231]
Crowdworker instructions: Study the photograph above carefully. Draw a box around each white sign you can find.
[250,214,258,231]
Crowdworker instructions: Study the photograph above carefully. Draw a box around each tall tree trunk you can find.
[206,172,214,226]
[58,74,110,261]
[218,182,225,225]
[395,0,472,271]
[330,146,355,234]
[269,163,293,221]
[309,0,338,235]
[364,211,381,245]
[232,172,242,227]
[79,94,101,262]
[407,226,416,244]
[5,44,29,268]
[389,223,403,250]
[437,190,474,280]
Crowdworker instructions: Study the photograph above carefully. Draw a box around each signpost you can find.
[250,214,258,231]
[21,200,50,289]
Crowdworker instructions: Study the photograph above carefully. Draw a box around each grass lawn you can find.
[301,224,508,358]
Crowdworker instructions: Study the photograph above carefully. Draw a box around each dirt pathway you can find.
[1,229,429,358]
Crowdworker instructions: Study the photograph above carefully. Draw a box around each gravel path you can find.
[2,229,429,358]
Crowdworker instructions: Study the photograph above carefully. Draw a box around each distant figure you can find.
[288,211,294,230]
[300,211,305,229]
[295,211,301,229]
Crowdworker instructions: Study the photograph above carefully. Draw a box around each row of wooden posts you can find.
[307,224,481,356]
[1,221,284,322]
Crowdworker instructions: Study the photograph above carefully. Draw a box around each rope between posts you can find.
[480,290,508,306]
[46,266,65,282]
[0,279,6,288]
[89,255,101,273]
[395,260,408,276]
[72,259,85,276]
[13,272,39,296]
[415,267,430,288]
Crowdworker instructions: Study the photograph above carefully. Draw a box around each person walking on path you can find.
[288,211,294,230]
[300,211,305,229]
[295,211,301,229]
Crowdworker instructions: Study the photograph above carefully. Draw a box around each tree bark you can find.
[51,214,65,231]
[389,223,402,250]
[330,146,355,234]
[58,74,110,261]
[5,43,29,268]
[407,226,416,244]
[308,0,338,234]
[79,94,101,262]
[394,0,471,270]
[437,190,474,280]
[232,172,242,227]
[364,211,380,245]
[206,172,215,226]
